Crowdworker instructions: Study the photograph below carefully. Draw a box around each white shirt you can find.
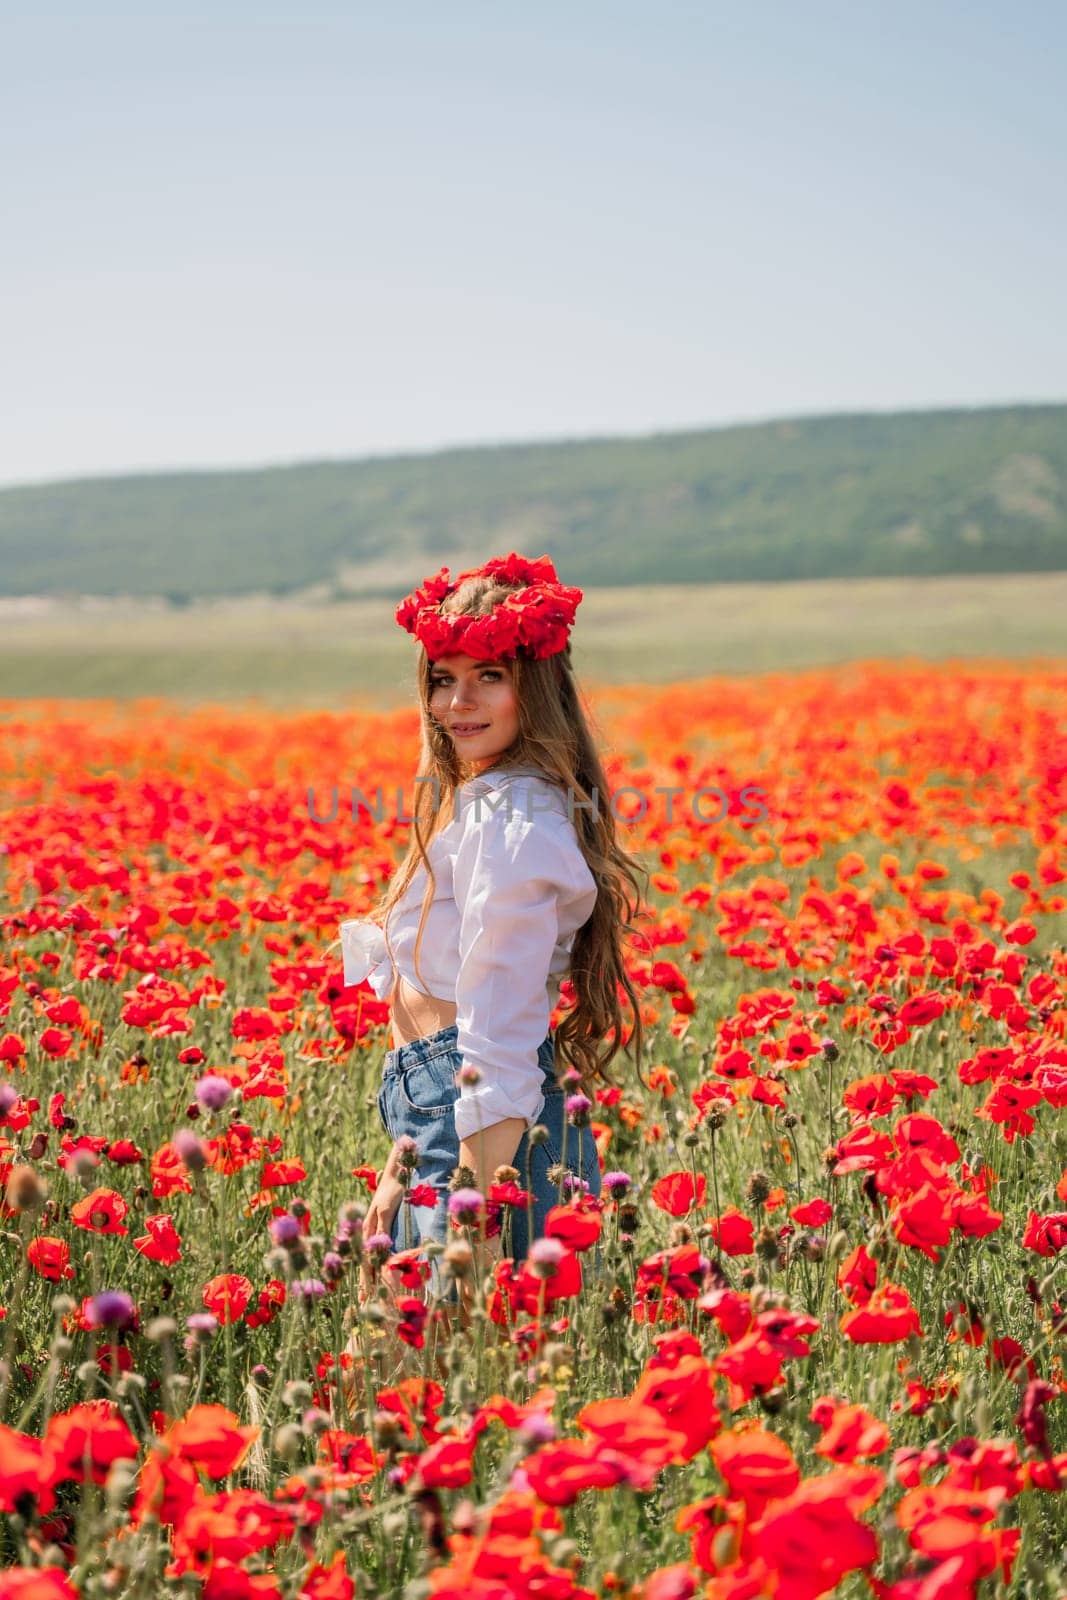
[339,763,599,1141]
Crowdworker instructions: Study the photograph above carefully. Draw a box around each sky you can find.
[2,0,1065,487]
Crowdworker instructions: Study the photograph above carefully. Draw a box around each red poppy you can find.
[545,1201,602,1251]
[202,1274,254,1325]
[651,1171,707,1216]
[411,1433,476,1491]
[706,1208,754,1256]
[790,1197,832,1227]
[840,1283,922,1344]
[70,1188,129,1236]
[26,1236,74,1282]
[44,1402,138,1486]
[261,1158,306,1187]
[837,1244,878,1306]
[631,1353,721,1459]
[105,1139,144,1166]
[134,1213,183,1266]
[811,1400,890,1462]
[151,1143,195,1199]
[166,1405,259,1478]
[396,1297,429,1349]
[0,1570,80,1599]
[520,1438,630,1505]
[1021,1210,1067,1257]
[298,1552,354,1600]
[748,1466,884,1600]
[710,1427,800,1519]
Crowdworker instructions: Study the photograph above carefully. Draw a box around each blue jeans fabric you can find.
[377,1024,601,1296]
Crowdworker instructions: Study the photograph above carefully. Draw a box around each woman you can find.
[339,551,647,1296]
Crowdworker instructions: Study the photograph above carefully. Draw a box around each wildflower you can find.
[270,1213,302,1247]
[71,1188,129,1236]
[133,1213,182,1266]
[448,1188,484,1226]
[171,1127,207,1173]
[566,1092,592,1126]
[602,1170,633,1198]
[87,1291,136,1331]
[528,1237,564,1279]
[292,1278,327,1300]
[652,1171,707,1217]
[186,1312,219,1342]
[201,1273,254,1324]
[194,1074,233,1112]
[26,1236,74,1281]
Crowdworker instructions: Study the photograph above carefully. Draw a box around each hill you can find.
[0,404,1065,600]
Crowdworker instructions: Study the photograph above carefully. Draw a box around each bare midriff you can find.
[390,973,458,1049]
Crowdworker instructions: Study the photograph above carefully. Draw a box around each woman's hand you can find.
[361,1137,417,1247]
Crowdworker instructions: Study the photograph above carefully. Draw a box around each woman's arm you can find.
[458,1116,525,1193]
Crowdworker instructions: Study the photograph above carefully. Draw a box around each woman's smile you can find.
[428,655,520,758]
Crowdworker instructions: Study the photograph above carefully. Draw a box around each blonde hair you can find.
[371,571,650,1093]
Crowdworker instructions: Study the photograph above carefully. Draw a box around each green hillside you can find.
[1,405,1065,600]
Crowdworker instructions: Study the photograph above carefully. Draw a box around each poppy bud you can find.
[5,1165,46,1211]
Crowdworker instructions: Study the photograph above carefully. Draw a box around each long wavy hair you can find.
[368,570,651,1093]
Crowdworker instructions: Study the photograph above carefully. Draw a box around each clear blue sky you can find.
[3,0,1065,486]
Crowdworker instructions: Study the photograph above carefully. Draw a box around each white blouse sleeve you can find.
[339,918,395,1001]
[451,797,597,1143]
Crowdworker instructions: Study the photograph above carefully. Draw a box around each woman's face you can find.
[428,654,520,767]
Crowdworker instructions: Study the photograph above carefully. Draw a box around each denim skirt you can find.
[377,1023,601,1292]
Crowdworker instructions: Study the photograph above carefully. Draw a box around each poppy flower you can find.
[0,1570,80,1598]
[545,1202,602,1251]
[298,1552,354,1600]
[519,1438,631,1505]
[748,1466,883,1599]
[134,1213,183,1266]
[706,1208,754,1256]
[26,1236,74,1282]
[840,1283,921,1344]
[410,1433,476,1491]
[166,1405,259,1478]
[1022,1210,1067,1257]
[710,1427,801,1518]
[202,1274,254,1325]
[630,1354,721,1459]
[44,1402,138,1486]
[70,1188,129,1235]
[812,1400,890,1462]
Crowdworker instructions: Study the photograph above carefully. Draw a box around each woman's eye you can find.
[430,671,500,687]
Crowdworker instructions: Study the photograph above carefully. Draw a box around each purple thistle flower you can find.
[186,1312,218,1335]
[602,1170,633,1196]
[291,1278,327,1300]
[528,1237,563,1277]
[194,1074,233,1112]
[517,1412,558,1445]
[270,1213,301,1246]
[448,1188,484,1225]
[363,1231,394,1257]
[88,1290,136,1330]
[172,1127,207,1171]
[565,1093,592,1126]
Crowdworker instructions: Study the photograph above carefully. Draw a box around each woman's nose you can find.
[450,683,476,710]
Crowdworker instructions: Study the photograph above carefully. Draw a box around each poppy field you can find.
[1,659,1066,1599]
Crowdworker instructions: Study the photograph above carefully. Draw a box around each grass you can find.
[1,570,1064,709]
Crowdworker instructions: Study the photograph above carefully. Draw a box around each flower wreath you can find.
[395,550,583,662]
